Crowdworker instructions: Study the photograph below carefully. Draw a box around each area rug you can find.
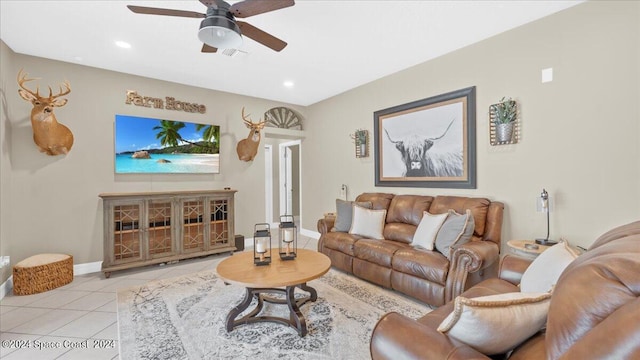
[117,269,431,360]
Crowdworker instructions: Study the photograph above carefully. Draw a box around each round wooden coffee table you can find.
[216,248,331,337]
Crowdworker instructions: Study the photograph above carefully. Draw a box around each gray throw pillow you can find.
[334,199,373,232]
[435,209,475,259]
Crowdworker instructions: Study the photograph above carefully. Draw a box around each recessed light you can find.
[283,81,294,88]
[115,40,132,49]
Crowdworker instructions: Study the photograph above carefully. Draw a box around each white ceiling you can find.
[1,0,582,106]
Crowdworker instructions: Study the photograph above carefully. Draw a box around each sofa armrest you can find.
[371,312,490,360]
[445,241,500,303]
[317,216,335,235]
[498,255,532,286]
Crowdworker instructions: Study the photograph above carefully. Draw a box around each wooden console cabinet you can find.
[99,190,236,277]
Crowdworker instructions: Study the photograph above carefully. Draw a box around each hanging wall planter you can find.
[489,97,519,145]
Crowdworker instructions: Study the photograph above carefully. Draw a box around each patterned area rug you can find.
[117,269,431,359]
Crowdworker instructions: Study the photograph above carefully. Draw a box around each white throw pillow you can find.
[520,241,580,293]
[349,206,387,240]
[437,292,552,355]
[412,211,449,250]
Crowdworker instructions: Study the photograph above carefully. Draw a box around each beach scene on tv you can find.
[115,115,220,174]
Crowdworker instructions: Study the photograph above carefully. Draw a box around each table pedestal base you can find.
[225,283,317,337]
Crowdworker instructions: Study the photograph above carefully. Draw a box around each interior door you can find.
[284,146,293,215]
[279,140,300,219]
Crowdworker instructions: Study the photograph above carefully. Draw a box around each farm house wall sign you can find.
[125,90,206,114]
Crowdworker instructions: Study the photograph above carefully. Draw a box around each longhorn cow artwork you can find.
[384,118,462,177]
[374,87,477,189]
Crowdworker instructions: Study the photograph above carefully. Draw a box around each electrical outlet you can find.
[0,256,9,269]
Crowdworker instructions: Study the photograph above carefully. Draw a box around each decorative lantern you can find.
[279,215,297,260]
[253,223,271,266]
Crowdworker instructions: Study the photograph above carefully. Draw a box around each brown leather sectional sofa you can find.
[370,220,640,359]
[317,193,504,307]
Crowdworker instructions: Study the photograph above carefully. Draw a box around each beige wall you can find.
[0,47,304,279]
[303,1,640,250]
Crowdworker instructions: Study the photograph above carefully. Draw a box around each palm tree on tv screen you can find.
[153,120,185,148]
[195,124,219,143]
[153,120,217,153]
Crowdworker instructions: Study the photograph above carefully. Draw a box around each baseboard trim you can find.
[301,228,320,239]
[0,261,102,300]
[74,261,102,275]
[0,276,13,300]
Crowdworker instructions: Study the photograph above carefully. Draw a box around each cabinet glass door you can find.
[147,200,175,258]
[182,198,205,252]
[112,203,144,263]
[209,198,229,248]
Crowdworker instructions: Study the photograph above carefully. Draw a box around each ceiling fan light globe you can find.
[198,16,242,49]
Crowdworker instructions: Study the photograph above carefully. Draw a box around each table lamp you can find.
[535,189,557,246]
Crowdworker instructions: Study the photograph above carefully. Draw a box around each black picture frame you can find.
[374,86,476,189]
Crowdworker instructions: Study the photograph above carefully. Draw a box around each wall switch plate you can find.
[339,184,347,201]
[542,68,553,83]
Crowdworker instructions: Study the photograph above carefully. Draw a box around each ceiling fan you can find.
[127,0,294,53]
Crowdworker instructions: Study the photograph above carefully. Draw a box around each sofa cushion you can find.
[412,211,449,251]
[382,223,417,244]
[349,206,387,239]
[430,196,489,238]
[386,195,434,226]
[323,231,362,256]
[520,241,579,293]
[354,239,404,267]
[355,192,394,211]
[435,209,475,259]
[333,199,372,232]
[392,248,449,285]
[437,292,552,355]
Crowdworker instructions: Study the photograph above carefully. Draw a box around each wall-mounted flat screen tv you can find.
[115,114,220,174]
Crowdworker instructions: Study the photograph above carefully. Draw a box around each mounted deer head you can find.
[236,107,266,162]
[17,69,74,156]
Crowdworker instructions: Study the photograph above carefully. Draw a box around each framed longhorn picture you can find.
[374,86,476,189]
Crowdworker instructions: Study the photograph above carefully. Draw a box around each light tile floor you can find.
[0,236,318,359]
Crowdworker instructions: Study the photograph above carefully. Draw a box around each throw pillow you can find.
[437,292,552,355]
[435,209,475,259]
[333,199,372,232]
[520,241,580,293]
[412,211,449,250]
[349,206,387,239]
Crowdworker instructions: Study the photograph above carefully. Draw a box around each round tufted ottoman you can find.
[13,254,73,295]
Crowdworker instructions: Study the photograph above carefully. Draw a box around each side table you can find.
[506,240,551,260]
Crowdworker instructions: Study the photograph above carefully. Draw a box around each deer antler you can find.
[241,106,254,125]
[17,69,41,97]
[47,81,71,99]
[241,107,266,127]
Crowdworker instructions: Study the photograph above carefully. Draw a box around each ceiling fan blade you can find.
[127,5,205,18]
[230,0,294,18]
[201,44,218,53]
[237,21,287,51]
